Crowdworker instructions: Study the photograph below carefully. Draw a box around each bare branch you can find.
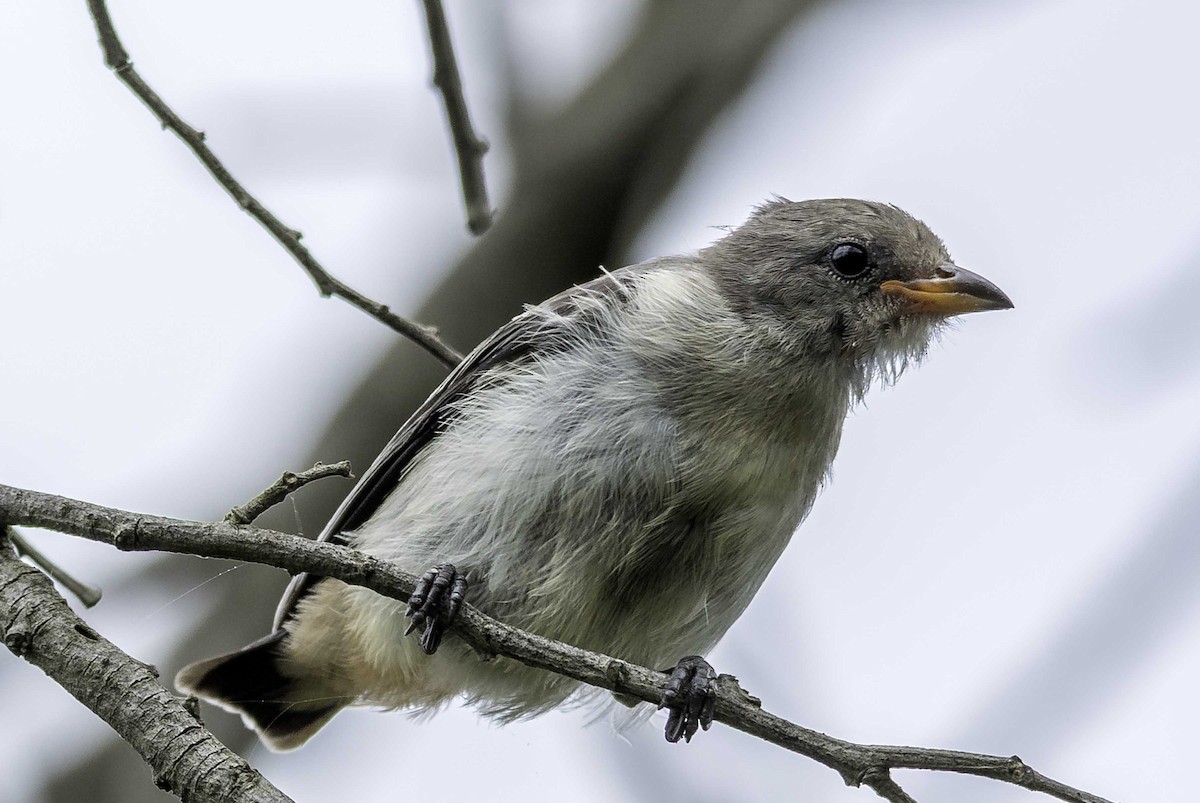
[0,529,292,803]
[419,0,493,235]
[0,483,1114,803]
[83,0,464,368]
[858,768,919,803]
[8,527,102,607]
[225,460,354,525]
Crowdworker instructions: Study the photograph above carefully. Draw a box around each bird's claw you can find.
[404,563,467,654]
[659,655,717,743]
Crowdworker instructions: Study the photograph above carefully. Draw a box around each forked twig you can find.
[84,0,463,368]
[225,460,354,525]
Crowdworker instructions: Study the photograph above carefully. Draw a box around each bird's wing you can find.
[273,264,651,628]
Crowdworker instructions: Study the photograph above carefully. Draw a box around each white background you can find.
[3,1,1199,801]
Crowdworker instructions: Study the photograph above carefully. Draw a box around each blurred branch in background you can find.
[0,530,290,803]
[419,0,493,234]
[44,0,826,799]
[0,485,1115,803]
[83,0,464,368]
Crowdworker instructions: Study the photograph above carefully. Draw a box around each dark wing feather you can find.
[272,267,646,628]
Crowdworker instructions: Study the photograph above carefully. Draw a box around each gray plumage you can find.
[176,198,1011,750]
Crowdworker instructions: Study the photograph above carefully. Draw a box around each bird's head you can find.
[703,197,1012,393]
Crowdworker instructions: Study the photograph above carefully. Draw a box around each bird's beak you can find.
[880,264,1013,315]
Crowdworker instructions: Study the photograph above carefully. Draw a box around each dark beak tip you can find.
[989,289,1015,311]
[945,263,1013,312]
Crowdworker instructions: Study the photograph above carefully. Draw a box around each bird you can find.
[176,197,1012,750]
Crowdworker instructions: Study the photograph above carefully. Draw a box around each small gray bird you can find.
[177,198,1012,750]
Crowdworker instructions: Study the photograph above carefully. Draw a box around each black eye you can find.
[829,243,871,278]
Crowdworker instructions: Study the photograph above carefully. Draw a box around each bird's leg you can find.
[659,655,717,743]
[404,563,467,654]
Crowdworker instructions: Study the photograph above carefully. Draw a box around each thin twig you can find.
[7,527,102,607]
[0,528,291,803]
[419,0,493,235]
[225,460,354,525]
[83,0,463,368]
[0,483,1114,803]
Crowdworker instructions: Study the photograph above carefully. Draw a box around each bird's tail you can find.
[174,631,345,751]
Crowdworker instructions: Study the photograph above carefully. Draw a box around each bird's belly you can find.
[523,445,816,670]
[618,500,806,665]
[340,386,835,711]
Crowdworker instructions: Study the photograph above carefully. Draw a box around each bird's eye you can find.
[829,243,871,278]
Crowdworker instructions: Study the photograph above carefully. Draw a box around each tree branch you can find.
[0,528,292,803]
[225,460,354,525]
[859,768,919,803]
[419,0,493,235]
[0,484,1113,803]
[8,528,102,607]
[83,0,464,369]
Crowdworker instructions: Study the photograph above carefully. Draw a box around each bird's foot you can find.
[659,655,717,743]
[404,563,467,654]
